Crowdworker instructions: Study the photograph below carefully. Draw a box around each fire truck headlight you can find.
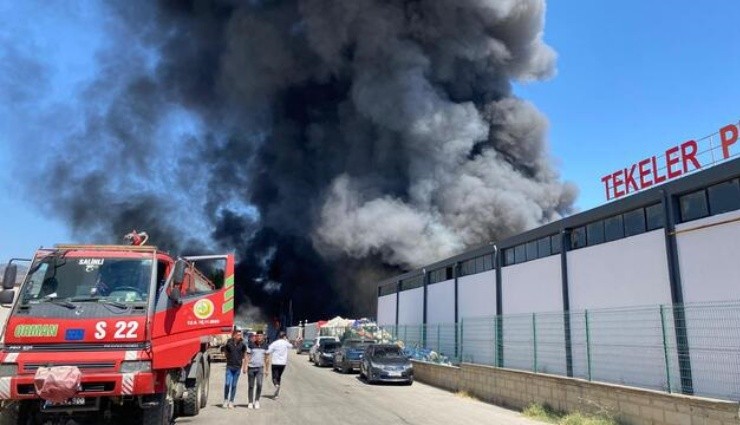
[0,364,18,377]
[119,361,151,373]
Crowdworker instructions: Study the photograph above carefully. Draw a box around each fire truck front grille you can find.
[17,382,116,395]
[23,362,117,373]
[80,382,116,392]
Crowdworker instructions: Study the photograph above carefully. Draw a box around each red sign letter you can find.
[651,156,667,184]
[665,146,681,179]
[720,124,738,159]
[624,164,639,194]
[601,174,614,200]
[613,170,625,198]
[680,140,701,173]
[638,158,652,189]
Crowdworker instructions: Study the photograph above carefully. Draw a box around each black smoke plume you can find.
[6,0,576,322]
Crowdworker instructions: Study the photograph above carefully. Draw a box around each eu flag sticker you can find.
[65,329,85,341]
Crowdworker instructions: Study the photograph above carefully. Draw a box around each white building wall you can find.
[427,280,454,324]
[567,230,677,391]
[426,280,456,360]
[458,270,496,319]
[304,322,319,341]
[675,209,740,399]
[396,287,424,346]
[675,210,740,303]
[376,294,397,326]
[458,270,496,366]
[568,230,672,310]
[502,255,563,314]
[502,255,565,375]
[286,326,301,342]
[398,287,423,325]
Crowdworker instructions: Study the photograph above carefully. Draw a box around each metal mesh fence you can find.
[375,301,740,401]
[502,313,534,372]
[677,302,740,400]
[570,306,680,393]
[460,316,496,366]
[533,312,567,376]
[423,323,459,363]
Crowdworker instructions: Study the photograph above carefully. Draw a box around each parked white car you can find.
[308,336,339,362]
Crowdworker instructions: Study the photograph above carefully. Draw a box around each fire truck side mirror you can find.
[2,264,17,290]
[0,290,15,306]
[173,260,186,286]
[168,260,186,306]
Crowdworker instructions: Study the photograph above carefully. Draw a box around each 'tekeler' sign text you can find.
[601,122,739,201]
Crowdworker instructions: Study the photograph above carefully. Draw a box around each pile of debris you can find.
[400,345,452,365]
[311,316,453,365]
[319,316,383,341]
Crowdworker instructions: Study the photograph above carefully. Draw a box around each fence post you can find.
[532,313,538,373]
[496,314,504,368]
[660,304,672,393]
[437,324,441,354]
[492,317,496,367]
[460,318,465,362]
[585,309,592,381]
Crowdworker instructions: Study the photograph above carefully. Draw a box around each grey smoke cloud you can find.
[311,1,573,268]
[5,0,576,319]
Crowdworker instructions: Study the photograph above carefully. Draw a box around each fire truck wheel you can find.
[199,363,209,409]
[181,364,202,417]
[143,392,174,425]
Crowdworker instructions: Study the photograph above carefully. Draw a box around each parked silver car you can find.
[359,344,413,385]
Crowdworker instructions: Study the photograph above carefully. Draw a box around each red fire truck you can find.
[0,234,235,424]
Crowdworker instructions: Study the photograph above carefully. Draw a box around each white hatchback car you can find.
[308,336,339,362]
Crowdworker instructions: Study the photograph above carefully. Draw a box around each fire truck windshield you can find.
[21,256,153,306]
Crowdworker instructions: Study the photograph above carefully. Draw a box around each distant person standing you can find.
[245,331,268,409]
[221,329,246,409]
[266,331,293,399]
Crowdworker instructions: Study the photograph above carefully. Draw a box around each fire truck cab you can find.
[0,240,235,425]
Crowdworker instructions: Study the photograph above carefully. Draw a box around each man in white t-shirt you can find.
[266,331,293,398]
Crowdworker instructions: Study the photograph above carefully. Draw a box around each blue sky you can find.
[515,1,740,207]
[2,1,740,261]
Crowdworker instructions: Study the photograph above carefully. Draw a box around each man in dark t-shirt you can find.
[221,329,246,409]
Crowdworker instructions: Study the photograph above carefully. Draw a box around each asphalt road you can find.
[178,351,542,425]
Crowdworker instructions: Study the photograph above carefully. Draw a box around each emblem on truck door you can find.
[193,299,215,320]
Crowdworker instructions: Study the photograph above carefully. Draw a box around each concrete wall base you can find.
[411,361,740,425]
